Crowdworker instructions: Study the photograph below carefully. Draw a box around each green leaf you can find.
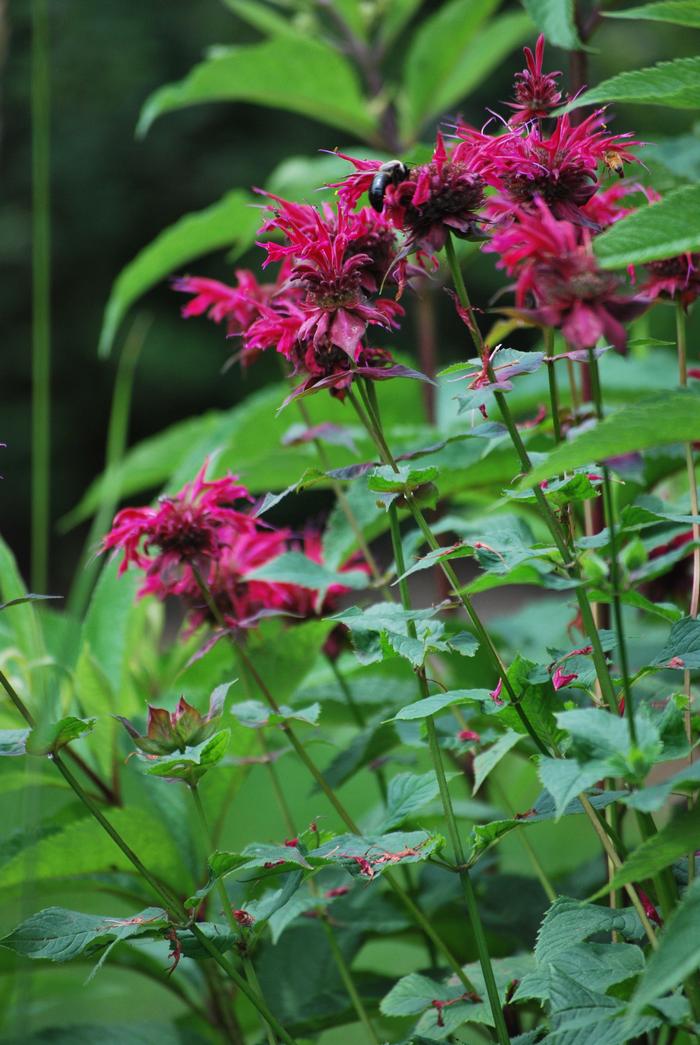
[244,551,369,594]
[0,906,167,963]
[81,557,140,696]
[545,968,659,1043]
[0,807,187,892]
[378,771,443,831]
[594,184,700,269]
[651,615,700,669]
[564,55,700,113]
[141,729,231,784]
[403,9,533,137]
[220,0,303,37]
[379,0,424,44]
[538,756,606,819]
[367,464,438,494]
[0,729,30,756]
[523,390,700,486]
[631,876,700,1012]
[514,941,644,1003]
[0,535,45,663]
[391,688,491,721]
[230,700,320,728]
[605,1,700,27]
[322,714,399,789]
[401,0,500,134]
[25,716,96,756]
[137,38,377,141]
[473,731,522,794]
[624,759,700,812]
[98,190,258,357]
[520,0,583,48]
[593,803,700,898]
[535,897,645,964]
[645,128,700,181]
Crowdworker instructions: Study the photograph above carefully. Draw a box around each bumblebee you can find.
[602,150,625,178]
[369,160,410,212]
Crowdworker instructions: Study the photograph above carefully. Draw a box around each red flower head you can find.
[173,270,273,336]
[508,34,562,127]
[334,133,488,254]
[102,462,255,590]
[487,199,647,353]
[642,252,700,309]
[258,196,403,358]
[472,111,641,226]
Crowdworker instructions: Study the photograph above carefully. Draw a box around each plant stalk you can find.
[31,0,51,594]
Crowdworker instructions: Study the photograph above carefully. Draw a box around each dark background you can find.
[2,0,698,591]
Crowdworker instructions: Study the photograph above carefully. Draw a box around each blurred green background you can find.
[2,0,699,586]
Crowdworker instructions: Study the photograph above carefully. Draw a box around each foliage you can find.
[7,1,700,1043]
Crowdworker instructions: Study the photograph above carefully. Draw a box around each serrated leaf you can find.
[25,716,96,756]
[367,464,438,494]
[592,802,700,899]
[378,771,443,831]
[0,906,167,963]
[514,941,644,1003]
[137,38,377,141]
[535,897,645,964]
[564,55,700,113]
[391,688,491,721]
[473,730,522,794]
[231,700,320,728]
[521,0,583,48]
[523,390,700,486]
[631,876,700,1012]
[141,729,231,783]
[605,1,700,27]
[623,759,700,812]
[98,191,258,357]
[594,184,700,269]
[651,616,700,669]
[322,715,399,789]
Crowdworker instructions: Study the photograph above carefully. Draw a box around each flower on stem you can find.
[507,34,562,127]
[457,729,480,743]
[116,691,223,755]
[487,199,647,353]
[469,111,640,227]
[642,252,700,308]
[334,133,488,254]
[173,269,276,337]
[102,462,255,588]
[551,666,578,690]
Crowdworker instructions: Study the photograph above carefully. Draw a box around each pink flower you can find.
[102,462,254,584]
[457,729,481,743]
[334,134,488,254]
[258,197,403,357]
[487,200,647,353]
[490,678,504,706]
[173,270,273,336]
[642,252,700,308]
[508,35,562,127]
[470,111,641,226]
[552,666,578,690]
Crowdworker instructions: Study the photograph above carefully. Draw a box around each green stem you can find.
[295,396,389,595]
[676,301,699,885]
[444,232,619,713]
[320,915,381,1045]
[389,505,509,1044]
[31,0,51,594]
[544,329,562,444]
[586,349,636,743]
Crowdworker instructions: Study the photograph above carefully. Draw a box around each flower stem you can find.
[31,0,51,594]
[676,300,698,885]
[295,396,389,595]
[354,385,551,757]
[586,349,636,744]
[389,504,510,1044]
[544,329,562,444]
[320,914,382,1045]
